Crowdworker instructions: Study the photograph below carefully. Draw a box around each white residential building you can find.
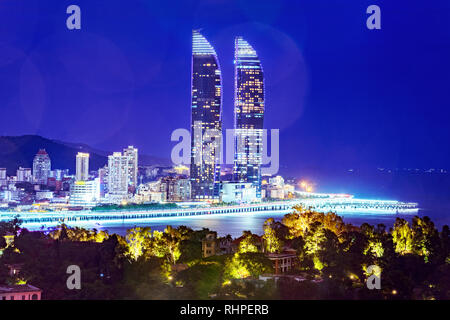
[269,175,284,188]
[220,182,258,204]
[0,168,6,187]
[107,152,129,203]
[123,146,138,189]
[69,178,100,207]
[35,191,54,201]
[76,152,89,181]
[17,167,32,183]
[269,188,285,199]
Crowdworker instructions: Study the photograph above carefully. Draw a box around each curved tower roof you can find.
[235,37,258,59]
[190,30,222,201]
[192,30,217,56]
[233,36,265,198]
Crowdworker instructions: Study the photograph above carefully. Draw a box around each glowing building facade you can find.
[190,30,222,201]
[233,37,265,198]
[76,152,89,181]
[69,178,100,207]
[17,167,32,183]
[107,152,129,203]
[0,168,6,188]
[123,146,138,190]
[33,149,51,185]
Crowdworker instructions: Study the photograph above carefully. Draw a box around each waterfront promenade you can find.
[0,197,419,228]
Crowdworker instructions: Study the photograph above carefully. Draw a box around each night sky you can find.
[0,0,449,176]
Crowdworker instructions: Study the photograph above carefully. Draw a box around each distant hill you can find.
[0,135,170,175]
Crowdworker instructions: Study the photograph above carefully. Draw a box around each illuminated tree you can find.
[282,206,323,238]
[392,218,413,255]
[94,230,109,243]
[322,212,346,239]
[150,230,169,258]
[224,253,272,280]
[282,207,346,241]
[303,222,327,271]
[262,218,284,253]
[125,227,152,261]
[304,222,326,256]
[48,225,110,243]
[411,216,439,262]
[361,223,386,258]
[281,212,301,238]
[149,226,190,265]
[163,225,188,264]
[302,221,341,272]
[48,223,70,241]
[238,231,259,253]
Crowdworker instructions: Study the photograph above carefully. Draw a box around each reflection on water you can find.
[23,209,441,238]
[56,211,290,238]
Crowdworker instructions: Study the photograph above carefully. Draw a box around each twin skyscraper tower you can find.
[190,30,265,201]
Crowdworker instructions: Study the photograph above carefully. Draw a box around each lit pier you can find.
[0,196,419,228]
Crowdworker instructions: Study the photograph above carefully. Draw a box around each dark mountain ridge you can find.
[0,135,170,175]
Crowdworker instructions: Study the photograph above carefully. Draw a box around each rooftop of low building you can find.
[0,284,42,294]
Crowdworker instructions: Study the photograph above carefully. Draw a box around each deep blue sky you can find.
[0,0,449,175]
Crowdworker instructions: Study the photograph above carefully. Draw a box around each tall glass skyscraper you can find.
[233,37,265,198]
[190,30,222,201]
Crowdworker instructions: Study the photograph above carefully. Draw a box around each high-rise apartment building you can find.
[190,30,222,201]
[107,152,129,202]
[49,169,68,181]
[233,37,265,198]
[160,176,191,202]
[98,166,108,197]
[76,152,90,181]
[123,146,138,190]
[32,149,51,185]
[17,167,32,183]
[0,168,6,188]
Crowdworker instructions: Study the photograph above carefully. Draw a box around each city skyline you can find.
[0,1,449,304]
[0,1,449,174]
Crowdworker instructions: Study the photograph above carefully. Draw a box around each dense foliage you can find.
[0,207,448,300]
